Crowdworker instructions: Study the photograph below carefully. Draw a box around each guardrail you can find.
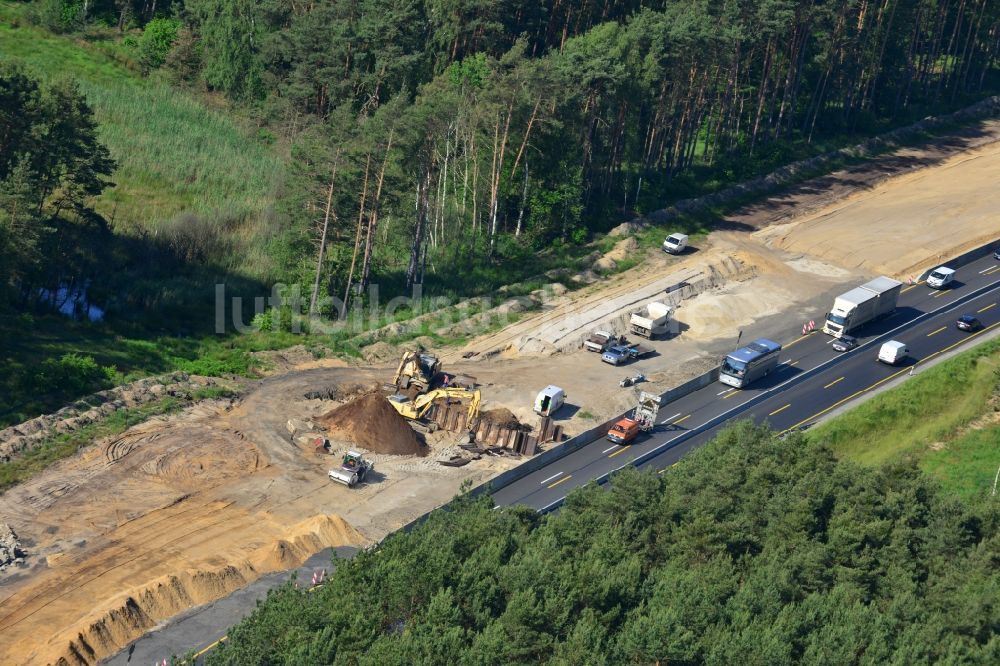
[399,365,722,532]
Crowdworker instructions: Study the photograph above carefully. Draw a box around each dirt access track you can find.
[3,116,1000,665]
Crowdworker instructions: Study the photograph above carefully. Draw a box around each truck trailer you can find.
[823,276,902,337]
[629,302,673,339]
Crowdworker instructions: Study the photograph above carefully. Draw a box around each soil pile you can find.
[479,408,521,428]
[319,391,426,456]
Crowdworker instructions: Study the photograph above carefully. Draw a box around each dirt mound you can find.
[52,513,362,666]
[479,408,521,428]
[319,391,426,456]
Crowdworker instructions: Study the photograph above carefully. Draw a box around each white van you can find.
[877,340,908,366]
[534,385,565,416]
[926,266,955,289]
[662,233,688,254]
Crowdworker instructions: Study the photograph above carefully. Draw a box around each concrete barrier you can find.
[399,365,721,532]
[917,241,999,281]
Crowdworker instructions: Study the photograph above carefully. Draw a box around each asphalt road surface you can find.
[101,546,358,666]
[105,252,1000,664]
[493,252,1000,512]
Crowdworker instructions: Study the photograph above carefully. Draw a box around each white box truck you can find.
[823,276,902,337]
[630,302,673,339]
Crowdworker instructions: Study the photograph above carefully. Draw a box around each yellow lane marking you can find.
[901,280,925,293]
[986,266,1000,276]
[783,320,1000,433]
[926,326,946,337]
[783,334,811,350]
[548,475,572,489]
[608,446,631,459]
[187,636,228,662]
[723,390,741,399]
[769,403,791,417]
[932,290,948,298]
[673,414,692,425]
[824,377,844,389]
[979,303,996,313]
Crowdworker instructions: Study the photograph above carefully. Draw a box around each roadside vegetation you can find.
[206,422,1000,664]
[810,336,1000,499]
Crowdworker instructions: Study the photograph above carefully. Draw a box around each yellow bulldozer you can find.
[387,388,481,429]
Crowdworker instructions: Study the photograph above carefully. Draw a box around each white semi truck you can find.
[629,301,673,339]
[823,276,902,337]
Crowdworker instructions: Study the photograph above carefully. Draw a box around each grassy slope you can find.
[0,3,282,247]
[809,336,1000,498]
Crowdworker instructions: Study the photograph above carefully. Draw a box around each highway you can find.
[493,252,1000,512]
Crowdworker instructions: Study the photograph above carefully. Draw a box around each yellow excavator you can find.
[391,351,442,393]
[387,388,481,429]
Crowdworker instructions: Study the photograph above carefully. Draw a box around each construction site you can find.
[3,116,1000,665]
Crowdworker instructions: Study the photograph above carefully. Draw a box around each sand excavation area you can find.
[0,367,521,666]
[3,116,1000,666]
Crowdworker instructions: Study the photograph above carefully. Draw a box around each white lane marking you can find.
[717,389,731,395]
[534,277,1000,513]
[659,412,681,425]
[602,445,618,453]
[980,265,994,274]
[540,471,563,485]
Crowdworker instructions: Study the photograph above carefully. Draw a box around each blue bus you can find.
[719,338,782,388]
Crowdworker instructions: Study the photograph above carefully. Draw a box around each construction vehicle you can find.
[387,388,482,428]
[823,276,902,337]
[606,392,661,444]
[329,450,373,487]
[630,301,673,339]
[391,351,442,393]
[584,330,624,353]
[602,342,654,365]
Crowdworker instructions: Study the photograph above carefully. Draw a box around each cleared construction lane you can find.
[491,251,1000,512]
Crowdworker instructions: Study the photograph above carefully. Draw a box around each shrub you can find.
[31,353,116,395]
[137,18,181,72]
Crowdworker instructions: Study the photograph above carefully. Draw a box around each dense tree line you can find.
[207,421,1000,664]
[11,0,1000,318]
[0,62,116,308]
[170,0,1000,312]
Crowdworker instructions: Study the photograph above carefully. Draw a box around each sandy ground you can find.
[758,132,1000,279]
[0,369,519,666]
[3,116,1000,666]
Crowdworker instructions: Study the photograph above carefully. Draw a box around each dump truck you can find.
[584,330,624,353]
[329,450,373,487]
[606,392,661,444]
[391,351,442,393]
[602,342,654,366]
[387,388,481,429]
[823,276,902,338]
[630,301,673,339]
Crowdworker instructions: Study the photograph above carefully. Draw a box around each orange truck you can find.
[606,392,662,445]
[607,418,642,445]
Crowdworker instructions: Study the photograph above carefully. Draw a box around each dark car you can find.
[831,335,858,352]
[994,247,1000,260]
[956,315,982,332]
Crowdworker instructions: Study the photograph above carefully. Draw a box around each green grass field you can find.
[809,336,1000,498]
[0,3,283,248]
